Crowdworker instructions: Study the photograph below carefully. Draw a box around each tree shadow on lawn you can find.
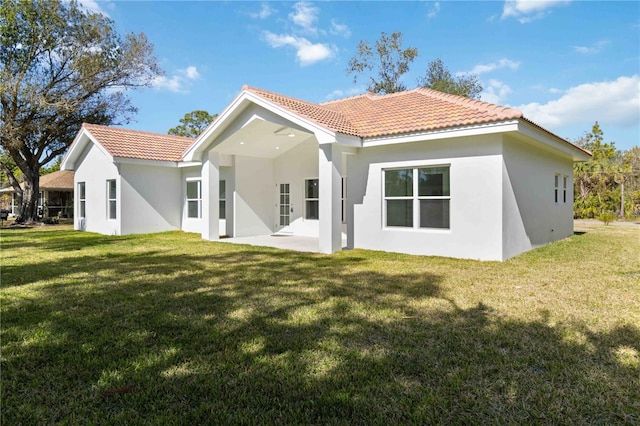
[0,228,132,253]
[2,246,639,424]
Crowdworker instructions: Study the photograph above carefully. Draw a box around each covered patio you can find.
[218,234,348,253]
[183,86,358,254]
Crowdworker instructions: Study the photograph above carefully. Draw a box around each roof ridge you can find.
[82,123,196,142]
[319,92,370,105]
[413,87,523,118]
[243,86,331,110]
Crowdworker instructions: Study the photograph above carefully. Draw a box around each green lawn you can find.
[1,224,639,424]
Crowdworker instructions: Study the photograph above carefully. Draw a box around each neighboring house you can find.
[61,85,591,260]
[0,170,74,217]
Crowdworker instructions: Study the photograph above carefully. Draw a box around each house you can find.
[61,85,591,260]
[0,170,75,217]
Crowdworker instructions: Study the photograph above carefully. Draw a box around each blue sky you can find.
[81,1,639,151]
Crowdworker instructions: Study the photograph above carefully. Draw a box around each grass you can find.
[1,224,639,424]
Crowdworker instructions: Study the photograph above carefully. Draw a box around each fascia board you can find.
[183,90,337,161]
[182,91,249,162]
[178,161,202,168]
[245,92,336,140]
[113,157,179,168]
[61,128,114,170]
[362,121,520,147]
[516,120,591,161]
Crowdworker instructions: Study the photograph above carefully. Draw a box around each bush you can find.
[597,211,616,225]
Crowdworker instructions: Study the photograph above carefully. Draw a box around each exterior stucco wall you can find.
[73,143,120,235]
[502,136,574,259]
[348,135,504,261]
[233,155,274,237]
[119,164,181,235]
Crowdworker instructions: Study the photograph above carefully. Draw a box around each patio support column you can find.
[318,142,342,254]
[201,150,220,241]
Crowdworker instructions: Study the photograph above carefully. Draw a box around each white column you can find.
[318,143,342,254]
[201,150,220,240]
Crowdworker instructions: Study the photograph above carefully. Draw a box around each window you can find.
[563,175,568,203]
[554,174,560,204]
[384,166,450,229]
[186,180,201,219]
[78,182,86,219]
[107,179,116,219]
[219,180,226,220]
[305,179,319,220]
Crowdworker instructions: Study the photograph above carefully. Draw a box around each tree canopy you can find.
[346,32,419,94]
[0,0,161,222]
[573,122,639,219]
[346,32,482,99]
[168,110,218,138]
[418,58,483,100]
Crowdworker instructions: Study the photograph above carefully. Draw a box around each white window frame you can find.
[554,174,560,204]
[563,175,568,204]
[78,182,86,219]
[106,179,116,220]
[186,179,201,219]
[305,178,319,220]
[383,165,451,230]
[219,180,226,220]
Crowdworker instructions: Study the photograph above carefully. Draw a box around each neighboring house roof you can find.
[82,123,195,162]
[40,170,74,190]
[244,85,524,138]
[0,170,74,193]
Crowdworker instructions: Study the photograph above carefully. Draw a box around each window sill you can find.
[383,226,451,233]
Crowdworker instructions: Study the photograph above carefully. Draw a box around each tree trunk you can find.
[16,171,39,223]
[619,180,625,218]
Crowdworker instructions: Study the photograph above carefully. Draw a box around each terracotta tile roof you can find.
[243,85,360,136]
[39,170,74,190]
[83,123,195,162]
[244,85,523,138]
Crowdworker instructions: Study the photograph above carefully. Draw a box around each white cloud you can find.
[501,0,570,23]
[572,40,609,54]
[184,66,200,80]
[263,32,335,66]
[330,19,351,38]
[324,87,364,101]
[289,1,320,34]
[481,79,513,104]
[460,58,521,76]
[427,2,441,19]
[152,66,201,93]
[515,75,640,128]
[250,3,275,19]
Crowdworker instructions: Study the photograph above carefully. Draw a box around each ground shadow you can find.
[1,230,638,424]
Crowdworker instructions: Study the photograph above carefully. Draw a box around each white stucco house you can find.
[61,85,590,260]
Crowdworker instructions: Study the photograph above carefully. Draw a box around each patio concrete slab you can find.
[218,234,346,253]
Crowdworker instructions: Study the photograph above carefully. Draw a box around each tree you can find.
[346,32,419,94]
[418,58,483,99]
[168,110,218,138]
[0,0,161,222]
[41,156,62,175]
[571,122,638,219]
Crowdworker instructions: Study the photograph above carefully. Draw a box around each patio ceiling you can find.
[214,118,316,159]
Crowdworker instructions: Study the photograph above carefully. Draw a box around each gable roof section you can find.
[40,170,74,190]
[81,124,194,162]
[244,86,361,136]
[245,86,524,138]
